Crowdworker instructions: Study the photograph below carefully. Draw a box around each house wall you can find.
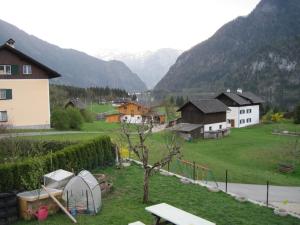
[204,122,227,132]
[120,114,143,124]
[0,79,51,128]
[227,105,260,128]
[180,103,226,124]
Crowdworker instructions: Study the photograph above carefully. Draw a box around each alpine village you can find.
[1,0,300,225]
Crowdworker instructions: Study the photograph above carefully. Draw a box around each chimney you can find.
[226,89,231,93]
[237,88,243,94]
[6,39,15,48]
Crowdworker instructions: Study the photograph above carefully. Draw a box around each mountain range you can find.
[96,48,182,89]
[0,19,147,92]
[154,0,300,109]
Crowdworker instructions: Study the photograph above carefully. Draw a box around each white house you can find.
[216,89,264,128]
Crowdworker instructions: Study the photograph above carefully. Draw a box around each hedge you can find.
[0,136,114,192]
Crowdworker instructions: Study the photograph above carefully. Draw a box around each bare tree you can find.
[121,121,181,203]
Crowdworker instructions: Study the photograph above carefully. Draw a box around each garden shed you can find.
[62,170,101,214]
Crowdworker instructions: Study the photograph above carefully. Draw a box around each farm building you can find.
[65,98,86,110]
[175,99,230,139]
[216,89,264,128]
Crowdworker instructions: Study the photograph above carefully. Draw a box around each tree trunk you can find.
[143,169,150,203]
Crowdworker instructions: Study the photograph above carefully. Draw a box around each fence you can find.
[166,158,218,187]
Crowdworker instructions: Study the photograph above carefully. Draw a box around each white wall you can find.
[204,122,227,132]
[227,105,260,128]
[120,114,143,124]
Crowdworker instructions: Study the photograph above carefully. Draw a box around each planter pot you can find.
[274,208,288,217]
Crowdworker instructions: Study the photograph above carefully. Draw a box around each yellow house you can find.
[0,39,61,129]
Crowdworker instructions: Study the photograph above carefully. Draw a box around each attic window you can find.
[0,65,11,75]
[23,65,32,75]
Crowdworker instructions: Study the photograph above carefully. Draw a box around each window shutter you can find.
[11,65,19,75]
[6,89,12,99]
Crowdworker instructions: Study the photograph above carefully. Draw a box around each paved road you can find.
[0,131,105,139]
[206,181,300,215]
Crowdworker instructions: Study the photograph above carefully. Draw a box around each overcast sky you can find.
[1,0,260,55]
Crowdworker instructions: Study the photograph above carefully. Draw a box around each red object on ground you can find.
[35,206,48,221]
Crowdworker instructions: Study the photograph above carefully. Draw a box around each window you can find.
[0,89,12,100]
[240,109,245,114]
[0,65,11,75]
[0,111,8,122]
[23,65,32,75]
[247,109,252,113]
[219,125,222,129]
[240,119,245,124]
[247,118,252,123]
[209,126,212,131]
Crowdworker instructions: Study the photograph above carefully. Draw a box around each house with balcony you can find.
[215,89,264,128]
[0,39,61,129]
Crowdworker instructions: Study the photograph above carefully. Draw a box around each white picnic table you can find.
[145,203,215,225]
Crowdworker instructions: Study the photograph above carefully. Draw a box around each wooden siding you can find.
[118,103,149,116]
[106,114,120,123]
[180,103,226,124]
[0,49,51,79]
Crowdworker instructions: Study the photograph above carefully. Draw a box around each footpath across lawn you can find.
[15,165,300,225]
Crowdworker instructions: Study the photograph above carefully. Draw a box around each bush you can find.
[81,109,95,123]
[271,112,283,122]
[51,108,70,130]
[67,108,84,130]
[294,104,300,124]
[0,136,114,192]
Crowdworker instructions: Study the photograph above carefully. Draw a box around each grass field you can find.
[145,121,300,186]
[88,103,117,114]
[19,120,300,185]
[14,165,300,225]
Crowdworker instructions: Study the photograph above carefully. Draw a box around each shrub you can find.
[81,109,95,123]
[51,108,70,130]
[294,104,300,124]
[271,112,284,122]
[0,136,114,192]
[67,108,84,130]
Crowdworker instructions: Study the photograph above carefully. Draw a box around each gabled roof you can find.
[216,91,264,105]
[177,99,228,114]
[218,92,251,106]
[236,92,264,104]
[65,98,86,109]
[117,101,149,109]
[0,43,61,79]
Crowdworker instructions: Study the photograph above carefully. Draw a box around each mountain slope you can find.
[0,19,147,92]
[97,48,182,89]
[154,0,300,108]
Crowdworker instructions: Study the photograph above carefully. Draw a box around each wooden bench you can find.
[145,203,215,225]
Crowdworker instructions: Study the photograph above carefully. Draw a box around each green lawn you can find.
[14,165,300,225]
[19,120,300,185]
[145,121,300,186]
[88,103,117,114]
